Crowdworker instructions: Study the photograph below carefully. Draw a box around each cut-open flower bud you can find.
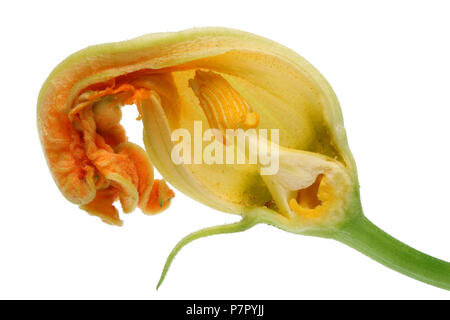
[38,27,450,290]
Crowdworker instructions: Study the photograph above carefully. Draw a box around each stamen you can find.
[189,70,259,131]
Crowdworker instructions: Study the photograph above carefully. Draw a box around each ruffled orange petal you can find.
[80,187,122,226]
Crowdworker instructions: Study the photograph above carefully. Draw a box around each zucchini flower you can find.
[37,27,450,290]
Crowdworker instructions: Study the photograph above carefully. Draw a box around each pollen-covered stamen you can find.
[189,70,259,132]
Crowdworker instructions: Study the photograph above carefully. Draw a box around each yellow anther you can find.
[189,70,259,131]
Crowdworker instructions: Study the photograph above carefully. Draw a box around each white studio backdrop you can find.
[0,0,449,299]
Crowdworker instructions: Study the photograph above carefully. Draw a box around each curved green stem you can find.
[157,216,258,289]
[334,214,450,290]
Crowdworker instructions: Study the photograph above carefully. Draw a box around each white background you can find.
[1,0,449,299]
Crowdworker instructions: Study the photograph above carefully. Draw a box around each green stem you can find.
[334,214,450,290]
[156,216,258,289]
